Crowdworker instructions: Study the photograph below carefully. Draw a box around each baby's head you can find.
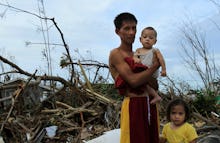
[140,27,157,49]
[141,27,157,39]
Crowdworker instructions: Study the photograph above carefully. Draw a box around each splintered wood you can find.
[0,79,120,143]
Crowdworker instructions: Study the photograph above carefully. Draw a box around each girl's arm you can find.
[190,139,197,143]
[159,136,167,143]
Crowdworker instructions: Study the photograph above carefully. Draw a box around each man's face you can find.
[116,21,137,45]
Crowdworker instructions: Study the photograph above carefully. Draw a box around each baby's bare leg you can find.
[147,85,161,104]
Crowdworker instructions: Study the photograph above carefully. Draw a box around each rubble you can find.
[0,77,120,143]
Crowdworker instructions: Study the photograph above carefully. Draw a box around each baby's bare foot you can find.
[150,96,162,104]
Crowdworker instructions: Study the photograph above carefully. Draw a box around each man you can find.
[109,12,160,143]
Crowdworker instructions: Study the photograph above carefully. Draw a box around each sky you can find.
[0,0,220,87]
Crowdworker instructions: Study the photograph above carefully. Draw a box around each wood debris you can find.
[0,77,120,143]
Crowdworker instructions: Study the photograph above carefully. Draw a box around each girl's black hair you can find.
[166,98,190,122]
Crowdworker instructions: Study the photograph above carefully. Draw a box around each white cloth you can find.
[84,129,120,143]
[137,48,159,78]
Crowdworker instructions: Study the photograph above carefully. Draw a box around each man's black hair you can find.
[114,12,137,29]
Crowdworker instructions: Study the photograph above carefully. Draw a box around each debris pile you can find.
[0,78,120,143]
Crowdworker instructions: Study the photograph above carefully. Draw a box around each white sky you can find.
[0,0,220,86]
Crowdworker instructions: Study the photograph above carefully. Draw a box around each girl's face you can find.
[170,105,186,127]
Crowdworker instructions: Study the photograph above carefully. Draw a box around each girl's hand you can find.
[159,136,166,143]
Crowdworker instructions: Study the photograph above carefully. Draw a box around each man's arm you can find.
[109,49,160,88]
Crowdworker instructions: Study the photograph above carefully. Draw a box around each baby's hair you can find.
[141,26,157,38]
[166,98,190,122]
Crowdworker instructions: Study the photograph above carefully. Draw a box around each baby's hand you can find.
[133,57,141,63]
[161,70,167,77]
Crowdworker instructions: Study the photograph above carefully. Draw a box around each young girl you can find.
[160,98,198,143]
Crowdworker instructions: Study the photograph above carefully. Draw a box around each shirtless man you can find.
[109,12,160,143]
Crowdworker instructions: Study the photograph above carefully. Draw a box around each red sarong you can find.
[115,57,148,95]
[120,97,159,143]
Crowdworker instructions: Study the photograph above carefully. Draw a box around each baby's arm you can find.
[155,49,166,76]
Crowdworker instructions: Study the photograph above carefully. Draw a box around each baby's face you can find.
[140,29,157,49]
